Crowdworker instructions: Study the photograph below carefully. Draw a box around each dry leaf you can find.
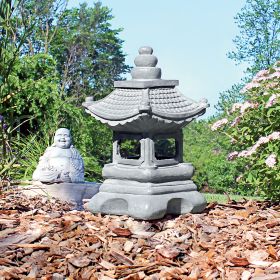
[241,270,251,280]
[265,220,279,228]
[13,243,50,249]
[247,249,269,264]
[110,250,134,265]
[270,261,280,268]
[1,188,279,280]
[111,227,132,237]
[268,245,278,259]
[100,260,115,270]
[250,260,273,267]
[234,210,250,219]
[230,257,250,266]
[0,226,45,247]
[124,240,134,253]
[68,256,91,267]
[202,224,219,233]
[227,271,240,279]
[157,246,180,259]
[189,265,200,279]
[122,273,141,280]
[125,220,154,237]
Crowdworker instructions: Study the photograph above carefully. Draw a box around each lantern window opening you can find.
[154,137,178,160]
[117,138,141,160]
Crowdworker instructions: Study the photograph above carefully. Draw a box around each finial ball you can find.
[139,46,153,55]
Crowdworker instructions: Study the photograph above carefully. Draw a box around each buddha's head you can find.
[54,128,72,149]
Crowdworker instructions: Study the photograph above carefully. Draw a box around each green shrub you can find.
[183,120,239,193]
[211,62,280,200]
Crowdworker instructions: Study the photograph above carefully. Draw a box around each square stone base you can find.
[88,181,206,220]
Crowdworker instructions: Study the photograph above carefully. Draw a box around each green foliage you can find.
[50,2,130,101]
[211,63,280,201]
[228,0,280,75]
[0,0,128,182]
[119,139,140,159]
[155,138,176,160]
[183,120,239,194]
[215,83,245,114]
[203,193,263,203]
[8,54,61,135]
[212,0,280,200]
[55,102,112,181]
[9,134,51,180]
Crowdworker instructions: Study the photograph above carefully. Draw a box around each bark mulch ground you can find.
[0,188,279,280]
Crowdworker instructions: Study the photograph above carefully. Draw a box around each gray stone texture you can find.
[32,128,84,183]
[21,182,100,208]
[83,46,209,220]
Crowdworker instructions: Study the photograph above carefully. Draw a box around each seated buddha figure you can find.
[32,128,84,183]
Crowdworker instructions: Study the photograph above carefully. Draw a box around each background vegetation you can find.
[0,0,279,200]
[0,0,129,182]
[184,0,280,200]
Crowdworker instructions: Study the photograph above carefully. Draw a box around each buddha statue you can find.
[32,128,84,183]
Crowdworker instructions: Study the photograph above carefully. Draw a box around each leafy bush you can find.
[0,117,39,182]
[10,106,112,182]
[211,62,280,200]
[0,1,127,183]
[183,120,239,193]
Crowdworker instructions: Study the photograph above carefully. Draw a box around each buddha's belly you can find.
[49,157,71,172]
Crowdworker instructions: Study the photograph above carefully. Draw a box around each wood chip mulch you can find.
[0,188,279,280]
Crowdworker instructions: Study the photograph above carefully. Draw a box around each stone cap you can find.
[114,46,179,88]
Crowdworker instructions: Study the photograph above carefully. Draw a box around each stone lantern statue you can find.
[83,46,209,220]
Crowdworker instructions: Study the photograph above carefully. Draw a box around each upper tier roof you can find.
[83,46,209,131]
[83,87,208,122]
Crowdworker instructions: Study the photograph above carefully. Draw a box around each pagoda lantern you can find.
[83,46,209,220]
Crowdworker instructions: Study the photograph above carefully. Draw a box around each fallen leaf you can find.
[157,246,180,259]
[189,265,200,279]
[265,220,279,228]
[251,273,280,280]
[26,265,39,279]
[250,260,273,267]
[13,243,50,249]
[270,261,280,268]
[268,245,278,259]
[202,224,219,233]
[110,250,134,265]
[230,257,250,266]
[124,240,134,253]
[0,226,45,247]
[125,220,154,237]
[100,259,115,270]
[68,256,91,268]
[234,210,250,219]
[247,249,269,264]
[122,273,141,280]
[111,227,132,237]
[241,270,251,280]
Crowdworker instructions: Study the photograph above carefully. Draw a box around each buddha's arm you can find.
[69,148,84,182]
[36,148,52,169]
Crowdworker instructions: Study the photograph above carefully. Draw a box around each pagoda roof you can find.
[83,87,208,124]
[83,46,209,131]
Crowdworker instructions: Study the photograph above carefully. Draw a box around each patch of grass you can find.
[203,193,263,204]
